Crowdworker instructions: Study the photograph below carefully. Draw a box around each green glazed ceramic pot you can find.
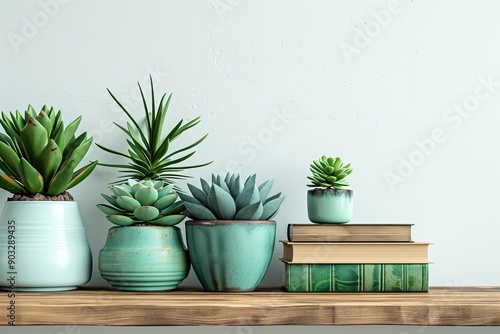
[186,220,276,292]
[99,225,189,291]
[0,201,92,291]
[307,188,353,224]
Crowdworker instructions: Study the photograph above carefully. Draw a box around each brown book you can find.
[280,241,431,264]
[287,224,413,242]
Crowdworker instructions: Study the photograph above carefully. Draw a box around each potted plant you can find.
[179,173,285,292]
[97,179,189,291]
[307,155,353,223]
[96,76,211,291]
[0,105,97,291]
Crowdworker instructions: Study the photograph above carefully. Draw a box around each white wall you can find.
[2,0,500,333]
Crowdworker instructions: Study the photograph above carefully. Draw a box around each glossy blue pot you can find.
[186,220,276,292]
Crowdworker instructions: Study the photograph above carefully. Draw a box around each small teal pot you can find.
[186,220,276,292]
[99,225,189,291]
[0,201,92,291]
[307,188,353,223]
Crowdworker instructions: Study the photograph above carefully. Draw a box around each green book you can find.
[284,263,428,292]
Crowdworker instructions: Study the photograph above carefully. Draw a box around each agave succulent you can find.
[96,76,212,186]
[179,173,285,220]
[307,155,352,189]
[0,105,97,196]
[97,179,185,226]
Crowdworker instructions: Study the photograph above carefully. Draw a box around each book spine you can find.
[284,263,428,292]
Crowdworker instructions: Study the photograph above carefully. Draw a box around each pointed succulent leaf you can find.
[153,193,178,210]
[35,110,52,134]
[20,117,48,159]
[177,191,202,205]
[46,160,75,195]
[182,201,216,220]
[208,184,236,219]
[0,174,26,194]
[135,187,158,206]
[333,157,342,169]
[116,196,141,211]
[17,158,44,194]
[153,180,164,189]
[224,173,232,188]
[264,192,282,204]
[200,177,211,195]
[110,185,132,198]
[258,179,274,202]
[62,116,81,151]
[327,156,335,166]
[66,160,98,190]
[101,193,118,206]
[96,204,127,216]
[235,183,260,210]
[134,206,160,221]
[0,141,20,177]
[260,196,285,220]
[34,139,62,183]
[229,175,242,198]
[187,183,208,206]
[160,201,184,215]
[158,184,175,197]
[51,119,65,150]
[150,214,185,226]
[106,215,136,226]
[130,182,147,196]
[235,202,263,220]
[66,137,93,168]
[244,174,256,188]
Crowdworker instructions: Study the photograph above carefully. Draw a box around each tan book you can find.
[280,241,431,264]
[287,224,413,242]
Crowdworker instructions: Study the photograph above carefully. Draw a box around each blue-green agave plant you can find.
[307,155,352,189]
[178,173,285,220]
[0,105,97,196]
[97,179,185,226]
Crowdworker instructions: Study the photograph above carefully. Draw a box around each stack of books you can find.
[281,224,431,292]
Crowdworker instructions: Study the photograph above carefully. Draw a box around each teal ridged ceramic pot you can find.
[186,220,276,292]
[0,201,92,291]
[99,225,189,291]
[307,188,353,223]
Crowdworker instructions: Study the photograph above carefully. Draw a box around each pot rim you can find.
[186,220,276,226]
[3,200,77,204]
[308,188,353,193]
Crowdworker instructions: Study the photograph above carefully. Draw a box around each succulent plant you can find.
[96,76,212,186]
[97,179,185,226]
[178,173,285,220]
[307,155,352,189]
[0,105,97,196]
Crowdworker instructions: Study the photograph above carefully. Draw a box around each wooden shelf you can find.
[2,286,500,326]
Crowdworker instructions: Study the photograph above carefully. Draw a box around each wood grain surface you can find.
[1,286,500,326]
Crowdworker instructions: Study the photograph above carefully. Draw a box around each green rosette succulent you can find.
[178,173,285,220]
[97,179,185,226]
[0,105,97,196]
[307,155,352,189]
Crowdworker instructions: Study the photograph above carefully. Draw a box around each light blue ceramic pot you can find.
[99,225,189,291]
[0,201,92,291]
[186,220,276,292]
[307,188,353,223]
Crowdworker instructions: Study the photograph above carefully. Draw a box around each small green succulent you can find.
[307,155,352,189]
[178,173,285,220]
[0,105,97,196]
[97,179,185,226]
[96,76,212,186]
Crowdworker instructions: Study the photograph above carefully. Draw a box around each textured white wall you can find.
[2,0,500,333]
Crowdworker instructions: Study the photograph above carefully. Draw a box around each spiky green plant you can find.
[178,173,285,220]
[97,179,185,226]
[96,76,212,185]
[0,105,97,196]
[307,155,352,189]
